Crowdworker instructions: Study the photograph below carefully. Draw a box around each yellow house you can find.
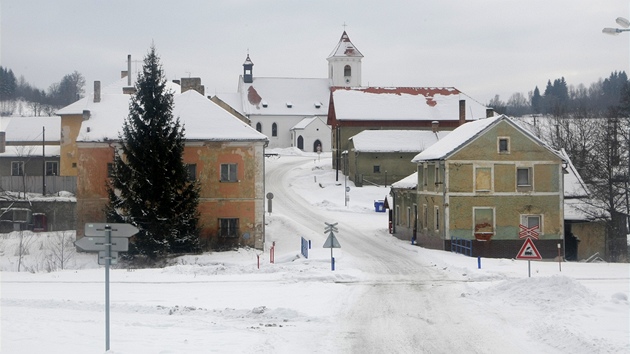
[56,72,268,250]
[408,115,566,259]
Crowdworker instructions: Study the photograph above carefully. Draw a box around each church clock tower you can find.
[327,31,363,87]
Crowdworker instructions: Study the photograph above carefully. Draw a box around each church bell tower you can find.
[327,31,363,87]
[243,54,254,84]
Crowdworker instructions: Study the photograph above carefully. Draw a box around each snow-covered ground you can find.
[0,149,629,353]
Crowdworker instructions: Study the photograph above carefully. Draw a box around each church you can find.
[214,31,364,151]
[215,31,491,155]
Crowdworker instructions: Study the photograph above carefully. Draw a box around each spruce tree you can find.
[107,46,201,260]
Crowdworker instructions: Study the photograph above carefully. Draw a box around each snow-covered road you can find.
[265,155,536,353]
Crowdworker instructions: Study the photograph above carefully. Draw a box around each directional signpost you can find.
[76,223,138,352]
[323,222,341,270]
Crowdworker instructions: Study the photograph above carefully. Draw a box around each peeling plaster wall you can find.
[59,114,83,176]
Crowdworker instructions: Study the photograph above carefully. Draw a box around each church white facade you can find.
[215,31,362,151]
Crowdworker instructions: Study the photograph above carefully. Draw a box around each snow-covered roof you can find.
[0,145,60,157]
[0,116,60,142]
[327,31,363,58]
[350,130,448,153]
[411,115,563,162]
[559,149,589,198]
[291,117,325,130]
[331,87,490,121]
[391,172,418,189]
[57,76,267,143]
[236,77,330,116]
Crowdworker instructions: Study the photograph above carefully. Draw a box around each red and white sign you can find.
[518,224,539,240]
[516,238,542,260]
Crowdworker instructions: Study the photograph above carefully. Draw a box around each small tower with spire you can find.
[243,53,254,83]
[327,30,363,87]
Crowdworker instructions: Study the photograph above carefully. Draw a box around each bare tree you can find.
[45,231,75,270]
[15,230,34,272]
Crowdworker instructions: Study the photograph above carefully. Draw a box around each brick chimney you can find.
[486,108,494,118]
[180,77,205,95]
[93,81,101,103]
[459,100,466,126]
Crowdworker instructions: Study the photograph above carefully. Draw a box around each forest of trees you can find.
[0,66,85,116]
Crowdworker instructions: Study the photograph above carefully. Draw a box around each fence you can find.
[0,176,76,195]
[450,237,473,257]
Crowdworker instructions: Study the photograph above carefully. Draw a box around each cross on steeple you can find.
[342,22,347,31]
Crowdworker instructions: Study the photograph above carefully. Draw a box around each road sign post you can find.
[323,222,341,271]
[516,238,542,277]
[76,223,138,351]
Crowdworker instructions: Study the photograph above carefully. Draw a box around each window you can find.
[517,167,531,186]
[344,65,351,77]
[272,123,278,137]
[373,165,380,173]
[221,163,238,182]
[256,122,262,133]
[395,205,400,225]
[186,164,196,181]
[423,165,428,186]
[475,167,492,191]
[474,208,495,239]
[434,206,440,231]
[423,205,428,229]
[107,163,114,178]
[435,165,440,184]
[219,218,239,238]
[45,161,58,176]
[407,207,411,228]
[11,161,24,176]
[521,215,542,235]
[498,137,510,153]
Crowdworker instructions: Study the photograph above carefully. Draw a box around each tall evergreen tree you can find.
[106,46,201,260]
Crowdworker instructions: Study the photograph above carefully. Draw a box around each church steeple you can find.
[243,54,254,83]
[327,31,363,87]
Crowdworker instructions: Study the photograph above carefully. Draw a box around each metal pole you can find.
[528,260,531,278]
[42,126,45,195]
[105,225,111,351]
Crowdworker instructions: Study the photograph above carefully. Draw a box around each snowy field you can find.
[0,148,629,353]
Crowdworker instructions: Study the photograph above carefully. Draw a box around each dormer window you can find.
[314,102,322,109]
[286,102,293,108]
[261,100,268,108]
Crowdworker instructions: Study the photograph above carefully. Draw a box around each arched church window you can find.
[297,136,304,150]
[256,122,262,133]
[344,65,351,77]
[272,123,278,137]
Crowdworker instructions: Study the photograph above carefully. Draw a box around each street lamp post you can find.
[603,15,630,247]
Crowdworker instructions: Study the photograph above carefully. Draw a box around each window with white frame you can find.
[475,167,492,191]
[474,207,495,238]
[220,163,238,182]
[498,137,510,153]
[520,215,542,235]
[517,167,532,186]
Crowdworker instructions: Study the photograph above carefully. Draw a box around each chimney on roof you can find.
[486,108,494,118]
[459,100,466,126]
[93,81,101,103]
[127,54,132,86]
[181,77,205,95]
[82,110,91,120]
[431,121,439,133]
[0,132,5,153]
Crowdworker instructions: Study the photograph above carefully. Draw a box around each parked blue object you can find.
[451,237,473,257]
[374,200,385,212]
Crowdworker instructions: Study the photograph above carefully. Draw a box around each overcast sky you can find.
[1,1,629,104]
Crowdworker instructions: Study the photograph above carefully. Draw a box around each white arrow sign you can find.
[75,236,129,252]
[85,223,139,238]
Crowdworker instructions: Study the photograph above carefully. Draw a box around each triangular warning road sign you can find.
[516,238,542,260]
[323,232,341,248]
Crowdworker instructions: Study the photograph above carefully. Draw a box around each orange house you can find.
[57,74,268,250]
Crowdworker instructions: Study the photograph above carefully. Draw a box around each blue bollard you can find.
[332,257,335,271]
[477,256,481,269]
